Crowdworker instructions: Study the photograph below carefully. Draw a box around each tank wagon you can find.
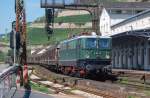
[28,35,112,77]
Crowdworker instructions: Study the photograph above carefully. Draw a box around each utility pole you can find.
[15,0,28,88]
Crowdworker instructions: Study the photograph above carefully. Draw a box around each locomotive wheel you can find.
[75,72,81,78]
[70,67,77,77]
[63,67,72,75]
[70,72,76,77]
[74,69,86,78]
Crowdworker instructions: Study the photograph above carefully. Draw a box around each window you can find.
[68,40,76,49]
[99,39,110,48]
[136,10,143,14]
[60,42,67,50]
[80,39,86,48]
[85,38,97,48]
[116,10,122,14]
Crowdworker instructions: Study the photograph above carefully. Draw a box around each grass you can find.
[0,36,9,43]
[0,51,6,62]
[54,14,91,23]
[0,27,92,45]
[118,77,129,84]
[30,82,49,94]
[27,27,92,45]
[144,90,150,96]
[128,96,136,98]
[34,14,92,24]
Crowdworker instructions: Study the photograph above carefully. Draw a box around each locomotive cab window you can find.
[83,38,97,49]
[98,39,110,48]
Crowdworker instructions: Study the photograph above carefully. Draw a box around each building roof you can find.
[103,2,150,9]
[60,35,111,44]
[111,9,150,28]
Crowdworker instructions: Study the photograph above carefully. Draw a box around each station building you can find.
[100,2,150,36]
[111,9,150,71]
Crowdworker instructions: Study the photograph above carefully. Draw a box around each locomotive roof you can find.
[59,35,111,44]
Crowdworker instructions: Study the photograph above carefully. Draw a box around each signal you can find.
[45,9,54,24]
[10,21,20,50]
[45,8,54,40]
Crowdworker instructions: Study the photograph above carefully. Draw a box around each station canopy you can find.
[112,28,150,39]
[111,28,150,46]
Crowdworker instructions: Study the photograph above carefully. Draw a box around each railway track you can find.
[30,65,128,98]
[28,65,150,98]
[112,69,150,89]
[112,69,150,78]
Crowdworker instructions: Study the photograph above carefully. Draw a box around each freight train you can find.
[28,34,112,77]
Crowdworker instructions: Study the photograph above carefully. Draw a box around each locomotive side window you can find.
[98,39,110,48]
[80,38,86,49]
[68,40,76,49]
[77,39,81,48]
[60,42,67,50]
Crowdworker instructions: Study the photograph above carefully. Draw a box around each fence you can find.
[0,66,18,98]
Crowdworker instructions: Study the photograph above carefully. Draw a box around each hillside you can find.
[34,14,91,24]
[27,28,91,45]
[28,13,93,45]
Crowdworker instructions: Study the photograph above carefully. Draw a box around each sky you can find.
[0,0,45,34]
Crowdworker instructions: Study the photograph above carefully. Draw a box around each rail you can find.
[0,66,18,98]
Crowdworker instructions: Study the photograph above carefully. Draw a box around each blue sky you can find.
[0,0,44,34]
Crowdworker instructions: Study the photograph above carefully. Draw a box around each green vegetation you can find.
[0,35,9,43]
[34,14,92,24]
[27,27,92,45]
[30,82,49,94]
[0,51,6,62]
[119,77,129,84]
[1,27,92,45]
[144,90,150,96]
[128,96,135,98]
[55,14,91,23]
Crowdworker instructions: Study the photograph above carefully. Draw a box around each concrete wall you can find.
[30,22,92,29]
[57,10,89,17]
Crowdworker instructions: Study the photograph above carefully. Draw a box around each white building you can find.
[99,8,111,36]
[98,2,150,36]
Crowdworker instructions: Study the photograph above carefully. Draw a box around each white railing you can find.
[0,66,18,98]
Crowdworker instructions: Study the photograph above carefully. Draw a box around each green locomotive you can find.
[58,35,112,76]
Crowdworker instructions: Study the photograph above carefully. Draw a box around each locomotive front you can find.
[78,36,111,73]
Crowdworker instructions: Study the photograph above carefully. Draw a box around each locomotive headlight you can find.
[105,52,110,59]
[85,54,90,58]
[85,51,90,58]
[106,55,110,59]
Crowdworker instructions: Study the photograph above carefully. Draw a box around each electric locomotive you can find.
[28,33,112,77]
[58,34,111,76]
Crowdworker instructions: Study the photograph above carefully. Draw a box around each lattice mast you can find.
[15,0,28,87]
[15,0,27,65]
